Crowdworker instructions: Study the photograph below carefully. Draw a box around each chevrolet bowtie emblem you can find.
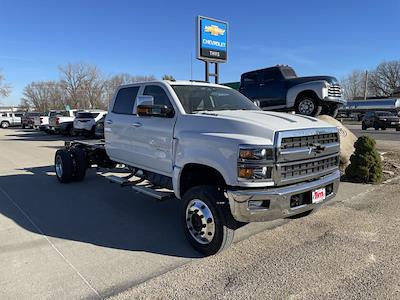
[205,25,225,36]
[308,143,326,155]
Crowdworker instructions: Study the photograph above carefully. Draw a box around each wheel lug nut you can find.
[208,232,212,236]
[202,224,206,228]
[200,231,204,235]
[194,209,199,213]
[200,215,204,218]
[201,205,205,209]
[207,218,212,223]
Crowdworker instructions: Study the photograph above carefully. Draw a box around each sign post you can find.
[196,16,228,83]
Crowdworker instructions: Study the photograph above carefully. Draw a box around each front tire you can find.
[374,123,380,130]
[182,185,235,256]
[361,123,367,130]
[295,96,322,116]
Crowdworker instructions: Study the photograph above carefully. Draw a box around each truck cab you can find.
[239,65,345,117]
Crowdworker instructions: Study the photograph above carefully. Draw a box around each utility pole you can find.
[364,70,368,100]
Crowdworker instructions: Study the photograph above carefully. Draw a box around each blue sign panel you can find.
[197,16,228,62]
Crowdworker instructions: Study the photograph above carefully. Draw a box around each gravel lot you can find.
[0,127,399,300]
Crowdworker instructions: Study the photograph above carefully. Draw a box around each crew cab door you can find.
[256,69,286,107]
[130,84,176,175]
[105,85,140,164]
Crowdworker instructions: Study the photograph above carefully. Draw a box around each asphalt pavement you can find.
[0,127,399,300]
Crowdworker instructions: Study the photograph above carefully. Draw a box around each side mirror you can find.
[136,95,154,106]
[137,104,174,118]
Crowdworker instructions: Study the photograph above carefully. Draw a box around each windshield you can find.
[172,85,260,114]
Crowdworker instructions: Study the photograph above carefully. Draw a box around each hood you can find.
[286,76,339,88]
[177,110,336,145]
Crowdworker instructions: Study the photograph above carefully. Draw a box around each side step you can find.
[107,175,136,186]
[105,174,174,201]
[132,183,174,201]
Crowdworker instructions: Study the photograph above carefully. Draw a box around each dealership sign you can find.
[197,16,228,63]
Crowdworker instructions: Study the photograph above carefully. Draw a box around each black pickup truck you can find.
[225,65,345,117]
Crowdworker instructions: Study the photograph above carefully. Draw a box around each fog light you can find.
[248,200,270,209]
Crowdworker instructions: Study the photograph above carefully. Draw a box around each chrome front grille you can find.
[328,84,342,98]
[274,128,340,185]
[280,154,339,184]
[281,132,339,149]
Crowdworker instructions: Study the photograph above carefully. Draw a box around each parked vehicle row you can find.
[1,109,107,138]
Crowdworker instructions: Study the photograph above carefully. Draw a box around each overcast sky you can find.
[1,0,400,105]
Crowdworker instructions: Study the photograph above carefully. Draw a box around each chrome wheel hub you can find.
[55,155,63,178]
[298,98,315,115]
[186,199,215,244]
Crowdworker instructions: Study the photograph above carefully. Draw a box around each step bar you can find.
[105,174,174,201]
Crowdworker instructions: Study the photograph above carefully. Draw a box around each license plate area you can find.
[312,188,326,204]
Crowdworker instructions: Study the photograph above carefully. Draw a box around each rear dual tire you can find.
[55,148,87,183]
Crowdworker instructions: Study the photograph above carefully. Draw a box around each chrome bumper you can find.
[323,96,347,105]
[226,170,340,222]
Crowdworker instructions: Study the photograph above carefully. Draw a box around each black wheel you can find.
[396,127,400,132]
[68,126,75,136]
[55,149,74,183]
[361,123,367,130]
[321,104,339,118]
[182,185,236,256]
[70,147,87,181]
[1,121,10,129]
[374,123,380,130]
[295,96,322,116]
[382,127,386,131]
[22,124,26,129]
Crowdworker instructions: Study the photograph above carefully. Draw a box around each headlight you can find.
[238,145,274,182]
[239,146,273,162]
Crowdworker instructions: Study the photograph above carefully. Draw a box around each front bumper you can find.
[226,170,340,222]
[323,96,347,105]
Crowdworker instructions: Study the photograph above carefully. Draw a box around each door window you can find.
[14,113,23,117]
[143,85,173,108]
[112,86,140,114]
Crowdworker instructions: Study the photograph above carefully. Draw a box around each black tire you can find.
[22,124,26,129]
[396,127,400,132]
[382,127,386,131]
[182,185,236,256]
[70,147,87,181]
[295,96,322,116]
[374,123,380,130]
[55,149,74,183]
[1,121,10,129]
[330,107,339,118]
[361,123,367,130]
[68,126,75,137]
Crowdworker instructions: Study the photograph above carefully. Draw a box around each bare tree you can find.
[21,81,64,111]
[102,73,156,107]
[0,71,12,98]
[340,70,368,100]
[59,63,103,108]
[369,61,400,97]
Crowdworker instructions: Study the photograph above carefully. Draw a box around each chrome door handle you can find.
[132,122,142,127]
[106,120,113,124]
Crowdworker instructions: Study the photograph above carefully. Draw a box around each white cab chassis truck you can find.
[54,81,341,255]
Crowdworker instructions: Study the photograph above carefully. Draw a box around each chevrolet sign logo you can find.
[205,25,225,36]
